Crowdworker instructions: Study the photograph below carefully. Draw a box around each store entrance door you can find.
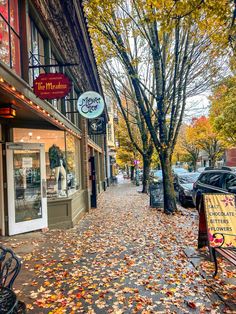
[6,143,47,235]
[89,156,97,208]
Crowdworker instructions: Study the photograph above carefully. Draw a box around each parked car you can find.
[150,170,163,183]
[175,172,200,206]
[139,170,143,181]
[193,167,236,211]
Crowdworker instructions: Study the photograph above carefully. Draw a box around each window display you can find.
[28,17,45,85]
[0,0,21,75]
[13,129,81,199]
[66,132,80,195]
[48,144,66,196]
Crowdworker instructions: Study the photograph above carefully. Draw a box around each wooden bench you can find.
[211,233,236,277]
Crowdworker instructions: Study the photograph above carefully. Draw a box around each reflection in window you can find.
[0,0,21,75]
[208,174,222,187]
[225,174,236,190]
[13,128,81,199]
[66,132,80,195]
[13,149,42,223]
[28,17,45,85]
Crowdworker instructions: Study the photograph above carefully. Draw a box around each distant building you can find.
[197,148,236,169]
[225,148,236,166]
[105,95,117,183]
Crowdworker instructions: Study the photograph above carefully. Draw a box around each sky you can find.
[184,94,210,124]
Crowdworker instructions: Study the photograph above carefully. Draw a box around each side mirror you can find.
[228,186,236,193]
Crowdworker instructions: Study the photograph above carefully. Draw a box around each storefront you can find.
[0,0,107,236]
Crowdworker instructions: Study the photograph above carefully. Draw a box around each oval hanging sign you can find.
[33,73,72,100]
[77,91,104,119]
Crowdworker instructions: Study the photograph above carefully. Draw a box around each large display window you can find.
[13,128,81,199]
[0,0,21,75]
[28,17,45,85]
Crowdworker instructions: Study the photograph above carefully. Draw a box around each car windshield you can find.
[178,173,199,184]
[172,167,188,174]
[153,170,163,178]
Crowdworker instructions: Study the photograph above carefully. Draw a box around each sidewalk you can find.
[1,178,235,313]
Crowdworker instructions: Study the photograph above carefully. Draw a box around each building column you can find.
[19,0,29,83]
[81,118,90,210]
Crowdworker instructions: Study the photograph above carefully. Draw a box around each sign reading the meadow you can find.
[204,194,236,248]
[33,73,71,99]
[77,91,104,119]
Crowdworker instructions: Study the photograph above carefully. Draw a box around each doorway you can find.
[6,143,47,235]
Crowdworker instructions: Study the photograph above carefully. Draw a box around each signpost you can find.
[33,73,72,99]
[149,182,164,208]
[77,91,104,119]
[88,117,106,135]
[203,194,236,247]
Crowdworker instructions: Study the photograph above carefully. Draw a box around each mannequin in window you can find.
[48,144,66,196]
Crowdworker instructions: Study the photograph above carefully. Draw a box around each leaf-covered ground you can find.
[1,178,235,313]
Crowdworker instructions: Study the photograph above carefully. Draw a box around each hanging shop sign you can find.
[88,117,106,135]
[77,91,104,119]
[33,73,72,100]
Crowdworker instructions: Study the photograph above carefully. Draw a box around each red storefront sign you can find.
[33,73,72,99]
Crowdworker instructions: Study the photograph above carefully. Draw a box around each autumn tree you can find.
[103,70,153,193]
[177,124,200,171]
[115,112,142,176]
[193,117,225,167]
[85,0,233,214]
[210,76,236,146]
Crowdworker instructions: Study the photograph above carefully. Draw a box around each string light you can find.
[1,80,81,138]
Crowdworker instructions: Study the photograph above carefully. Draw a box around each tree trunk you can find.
[130,166,134,180]
[142,154,151,193]
[210,156,216,168]
[193,158,197,172]
[160,151,177,214]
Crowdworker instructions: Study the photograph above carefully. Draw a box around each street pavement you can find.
[1,176,235,313]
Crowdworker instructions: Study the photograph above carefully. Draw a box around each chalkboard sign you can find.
[149,183,164,208]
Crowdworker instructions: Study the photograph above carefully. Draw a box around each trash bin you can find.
[149,182,164,208]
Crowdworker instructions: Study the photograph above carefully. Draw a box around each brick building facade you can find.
[0,0,108,235]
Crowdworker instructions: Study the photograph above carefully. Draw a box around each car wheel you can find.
[196,195,202,212]
[179,192,187,207]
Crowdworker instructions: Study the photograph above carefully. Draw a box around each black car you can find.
[175,172,200,206]
[192,167,236,211]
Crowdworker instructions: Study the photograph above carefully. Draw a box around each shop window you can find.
[28,17,45,85]
[0,0,21,75]
[107,124,112,142]
[13,128,81,199]
[66,132,80,195]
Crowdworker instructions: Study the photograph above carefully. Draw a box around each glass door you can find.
[6,143,47,235]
